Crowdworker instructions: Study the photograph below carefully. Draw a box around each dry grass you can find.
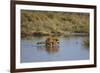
[21,10,89,37]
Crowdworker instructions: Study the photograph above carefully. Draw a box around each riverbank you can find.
[21,10,89,38]
[21,31,89,38]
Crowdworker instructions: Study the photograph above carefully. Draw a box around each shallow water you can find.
[21,36,89,63]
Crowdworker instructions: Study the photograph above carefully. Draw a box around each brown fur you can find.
[37,37,59,47]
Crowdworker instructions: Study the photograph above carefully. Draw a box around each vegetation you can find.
[83,37,89,48]
[21,10,89,38]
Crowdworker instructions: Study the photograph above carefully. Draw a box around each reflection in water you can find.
[82,36,89,49]
[37,46,59,54]
[46,46,59,54]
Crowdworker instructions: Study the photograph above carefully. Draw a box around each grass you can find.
[21,10,89,38]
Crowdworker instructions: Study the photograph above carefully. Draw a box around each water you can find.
[21,36,89,63]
